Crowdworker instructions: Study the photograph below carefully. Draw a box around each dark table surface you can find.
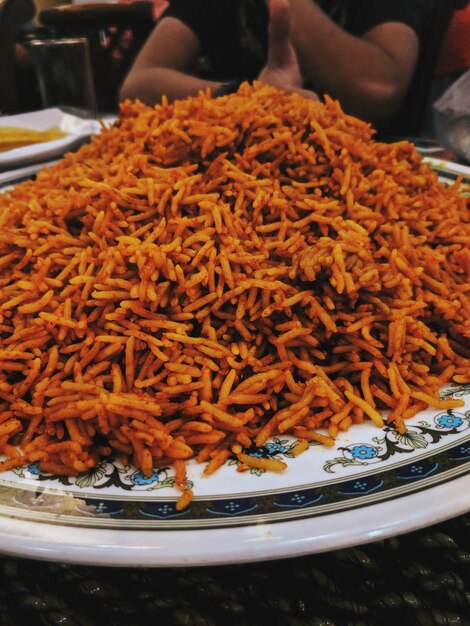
[0,512,469,626]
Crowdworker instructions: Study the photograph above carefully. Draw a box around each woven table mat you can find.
[0,514,469,626]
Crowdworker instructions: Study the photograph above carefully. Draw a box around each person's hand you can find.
[258,0,318,100]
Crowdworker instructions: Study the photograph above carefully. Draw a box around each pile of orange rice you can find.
[0,83,468,509]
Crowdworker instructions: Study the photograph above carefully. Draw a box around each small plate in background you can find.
[0,108,101,169]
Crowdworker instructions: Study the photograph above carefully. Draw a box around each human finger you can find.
[267,0,292,67]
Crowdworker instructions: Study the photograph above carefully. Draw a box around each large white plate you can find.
[0,108,101,169]
[0,158,468,567]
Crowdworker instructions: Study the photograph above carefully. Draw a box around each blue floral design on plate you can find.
[274,490,323,508]
[449,444,470,460]
[131,470,162,486]
[349,444,377,460]
[207,498,258,517]
[338,477,384,496]
[243,438,288,459]
[325,408,470,473]
[396,461,439,480]
[265,441,287,455]
[140,502,189,519]
[83,499,124,516]
[324,443,382,472]
[26,462,42,476]
[435,414,463,429]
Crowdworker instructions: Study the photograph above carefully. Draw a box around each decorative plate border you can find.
[0,386,467,530]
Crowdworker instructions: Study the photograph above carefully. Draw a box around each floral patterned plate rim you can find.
[0,385,467,566]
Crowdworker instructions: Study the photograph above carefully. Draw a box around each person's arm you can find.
[119,17,223,104]
[288,0,420,127]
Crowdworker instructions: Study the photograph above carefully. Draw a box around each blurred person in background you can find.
[120,0,426,130]
[427,1,470,161]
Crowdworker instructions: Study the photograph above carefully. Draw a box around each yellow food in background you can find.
[0,126,65,152]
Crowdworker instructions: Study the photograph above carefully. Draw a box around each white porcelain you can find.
[0,108,101,168]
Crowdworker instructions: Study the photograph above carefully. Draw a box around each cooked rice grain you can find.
[0,83,468,505]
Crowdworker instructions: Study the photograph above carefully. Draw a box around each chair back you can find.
[0,0,36,114]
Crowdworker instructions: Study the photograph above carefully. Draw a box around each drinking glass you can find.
[26,37,98,119]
